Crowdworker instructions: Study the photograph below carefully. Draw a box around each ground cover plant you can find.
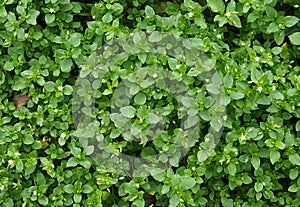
[0,0,300,206]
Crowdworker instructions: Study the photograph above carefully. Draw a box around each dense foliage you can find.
[1,0,300,206]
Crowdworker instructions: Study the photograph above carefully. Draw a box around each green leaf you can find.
[25,165,36,176]
[197,150,209,162]
[254,182,263,192]
[284,16,299,27]
[38,196,48,205]
[74,194,82,203]
[274,30,285,45]
[120,106,136,118]
[44,81,56,92]
[26,10,40,25]
[215,15,227,27]
[137,53,147,63]
[228,14,242,28]
[80,160,91,168]
[58,137,66,146]
[16,6,25,14]
[148,112,160,124]
[295,121,300,132]
[185,115,199,129]
[289,32,300,45]
[272,46,282,55]
[251,156,260,170]
[287,88,297,97]
[150,168,165,182]
[145,5,155,17]
[0,5,7,18]
[148,31,163,42]
[134,92,146,105]
[207,0,225,13]
[161,185,170,194]
[63,85,73,95]
[66,157,77,167]
[61,58,73,72]
[132,199,145,207]
[0,71,5,85]
[102,12,113,23]
[129,83,140,95]
[288,184,298,192]
[266,6,277,19]
[270,150,280,164]
[169,195,180,207]
[210,117,223,131]
[180,176,196,190]
[206,84,220,94]
[64,184,74,194]
[21,70,33,78]
[82,184,93,193]
[69,33,82,47]
[45,13,55,24]
[242,175,252,184]
[24,135,34,145]
[110,113,128,128]
[221,198,233,207]
[267,22,279,33]
[289,153,300,166]
[289,168,298,180]
[3,61,14,71]
[212,72,222,85]
[228,163,237,175]
[230,91,244,100]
